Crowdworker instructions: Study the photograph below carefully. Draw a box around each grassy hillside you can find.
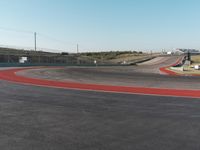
[81,51,143,59]
[80,51,154,64]
[0,47,153,65]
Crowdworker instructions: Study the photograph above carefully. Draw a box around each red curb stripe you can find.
[159,57,183,76]
[0,68,200,98]
[159,57,200,76]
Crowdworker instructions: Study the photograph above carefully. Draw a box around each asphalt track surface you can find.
[14,56,200,95]
[0,56,200,150]
[19,66,200,90]
[1,80,200,150]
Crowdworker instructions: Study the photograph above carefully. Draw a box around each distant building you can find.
[167,51,173,55]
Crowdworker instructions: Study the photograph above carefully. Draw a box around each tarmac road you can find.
[0,80,200,150]
[16,55,200,90]
[0,56,200,149]
[18,67,200,90]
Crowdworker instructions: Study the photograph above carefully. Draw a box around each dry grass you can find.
[109,54,149,63]
[192,55,200,64]
[169,66,200,75]
[108,53,160,64]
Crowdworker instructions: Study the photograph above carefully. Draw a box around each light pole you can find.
[34,32,37,51]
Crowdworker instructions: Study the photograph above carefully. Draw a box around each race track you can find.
[0,80,200,150]
[0,56,200,150]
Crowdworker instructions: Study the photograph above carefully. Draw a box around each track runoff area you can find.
[0,56,200,150]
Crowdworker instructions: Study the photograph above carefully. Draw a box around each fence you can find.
[0,53,123,67]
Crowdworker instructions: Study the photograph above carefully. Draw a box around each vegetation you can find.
[192,55,200,64]
[0,47,149,65]
[80,51,144,60]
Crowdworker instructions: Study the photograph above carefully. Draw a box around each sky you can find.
[0,0,200,53]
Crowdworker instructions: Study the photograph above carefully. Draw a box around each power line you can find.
[37,33,76,46]
[0,27,33,34]
[0,27,88,52]
[0,44,66,53]
[0,44,34,50]
[0,27,77,46]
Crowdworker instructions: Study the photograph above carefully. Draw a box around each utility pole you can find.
[34,32,37,51]
[77,44,79,54]
[76,44,79,65]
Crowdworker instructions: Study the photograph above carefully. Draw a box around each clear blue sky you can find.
[0,0,200,52]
